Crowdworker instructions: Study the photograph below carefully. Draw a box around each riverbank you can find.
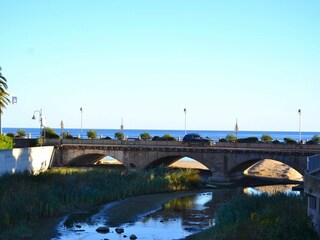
[0,167,201,239]
[185,193,319,240]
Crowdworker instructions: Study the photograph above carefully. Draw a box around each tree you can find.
[44,127,60,139]
[16,129,27,138]
[0,67,10,134]
[161,134,176,141]
[226,134,237,143]
[140,132,151,140]
[311,135,320,144]
[284,137,297,144]
[261,134,273,143]
[114,132,124,140]
[87,130,97,139]
[0,134,14,149]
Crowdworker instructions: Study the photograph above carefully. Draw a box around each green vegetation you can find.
[6,132,14,138]
[161,134,176,141]
[284,137,297,144]
[307,135,320,144]
[87,130,97,139]
[151,134,176,141]
[16,129,27,138]
[261,134,273,143]
[237,137,259,143]
[0,67,10,114]
[0,134,14,149]
[312,135,320,143]
[226,134,236,143]
[115,131,124,140]
[0,167,200,238]
[186,193,318,240]
[44,127,60,139]
[140,132,152,140]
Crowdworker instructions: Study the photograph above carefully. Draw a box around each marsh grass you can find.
[0,167,200,238]
[186,193,319,240]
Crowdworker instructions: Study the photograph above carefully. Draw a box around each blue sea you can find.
[3,127,319,142]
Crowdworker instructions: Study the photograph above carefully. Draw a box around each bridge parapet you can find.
[51,139,320,151]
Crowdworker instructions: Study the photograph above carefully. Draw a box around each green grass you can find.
[186,193,319,240]
[0,167,201,239]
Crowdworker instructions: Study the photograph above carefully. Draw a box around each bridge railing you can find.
[40,138,320,151]
[58,139,185,147]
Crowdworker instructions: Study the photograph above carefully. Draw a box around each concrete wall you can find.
[0,146,54,176]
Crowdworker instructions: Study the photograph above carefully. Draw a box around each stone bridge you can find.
[48,139,320,182]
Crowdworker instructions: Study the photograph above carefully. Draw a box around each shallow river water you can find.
[53,185,298,240]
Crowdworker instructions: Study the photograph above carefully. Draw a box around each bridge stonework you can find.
[49,139,320,183]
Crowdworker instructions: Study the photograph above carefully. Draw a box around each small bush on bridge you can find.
[261,134,273,143]
[284,137,297,144]
[237,137,259,143]
[87,130,98,139]
[140,132,152,140]
[44,127,60,139]
[161,134,176,141]
[226,134,236,143]
[115,132,124,140]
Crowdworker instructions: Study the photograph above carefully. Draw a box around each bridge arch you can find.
[67,153,125,169]
[144,155,211,172]
[228,158,303,181]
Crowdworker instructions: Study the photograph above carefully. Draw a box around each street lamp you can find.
[32,108,44,143]
[184,108,187,136]
[80,107,83,138]
[298,109,302,143]
[235,119,239,143]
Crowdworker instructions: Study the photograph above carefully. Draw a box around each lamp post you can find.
[184,108,187,136]
[298,109,302,143]
[235,119,239,143]
[32,109,44,144]
[80,107,83,138]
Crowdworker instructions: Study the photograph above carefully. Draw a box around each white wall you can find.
[0,146,54,176]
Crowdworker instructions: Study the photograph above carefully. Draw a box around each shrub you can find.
[114,132,124,140]
[161,134,176,141]
[226,134,236,143]
[140,132,151,140]
[311,135,320,144]
[44,127,60,139]
[0,134,14,149]
[16,129,27,138]
[261,134,273,143]
[272,139,281,144]
[87,130,97,139]
[219,138,227,142]
[238,137,259,143]
[209,193,318,240]
[6,132,14,138]
[284,137,297,144]
[152,136,161,141]
[104,136,112,140]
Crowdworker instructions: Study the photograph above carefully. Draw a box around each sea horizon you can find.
[3,127,319,142]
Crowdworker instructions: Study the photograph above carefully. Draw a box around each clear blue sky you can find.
[1,1,319,131]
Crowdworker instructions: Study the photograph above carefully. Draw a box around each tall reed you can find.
[186,193,319,240]
[0,167,200,238]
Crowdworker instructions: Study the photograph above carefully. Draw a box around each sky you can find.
[0,1,319,131]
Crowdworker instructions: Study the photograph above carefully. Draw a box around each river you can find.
[51,184,299,240]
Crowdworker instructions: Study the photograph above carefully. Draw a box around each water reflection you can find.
[53,185,298,240]
[54,192,218,240]
[244,184,299,195]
